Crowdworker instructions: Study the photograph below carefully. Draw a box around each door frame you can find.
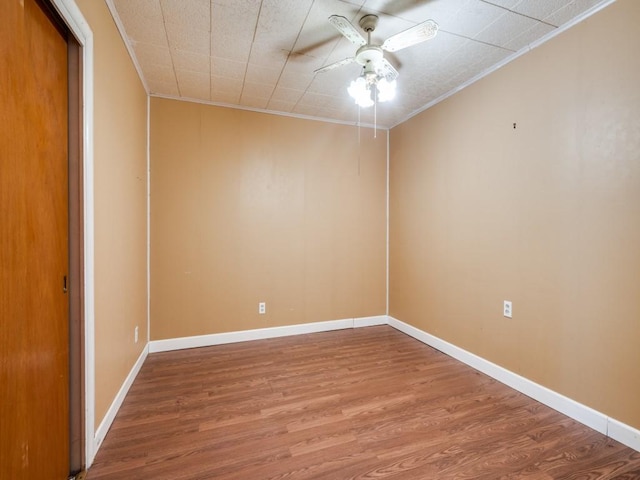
[67,33,84,474]
[49,0,97,468]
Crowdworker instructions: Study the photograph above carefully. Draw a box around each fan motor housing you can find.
[355,45,383,66]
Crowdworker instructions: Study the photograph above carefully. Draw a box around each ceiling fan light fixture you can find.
[348,73,396,107]
[317,14,438,111]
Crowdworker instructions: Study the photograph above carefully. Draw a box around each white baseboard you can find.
[93,345,148,453]
[608,417,640,453]
[386,316,640,453]
[354,315,388,328]
[149,316,388,353]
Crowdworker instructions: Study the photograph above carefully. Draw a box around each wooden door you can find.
[0,0,70,477]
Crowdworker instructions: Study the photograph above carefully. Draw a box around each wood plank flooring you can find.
[87,326,640,479]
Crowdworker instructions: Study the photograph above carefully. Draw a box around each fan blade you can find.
[328,15,366,47]
[381,19,438,52]
[378,58,399,82]
[314,57,355,74]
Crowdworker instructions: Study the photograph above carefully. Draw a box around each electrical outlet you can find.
[503,301,512,318]
[134,326,139,343]
[259,302,266,315]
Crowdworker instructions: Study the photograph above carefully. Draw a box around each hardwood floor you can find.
[87,326,640,479]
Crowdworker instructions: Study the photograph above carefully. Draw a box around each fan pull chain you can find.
[357,105,361,175]
[374,87,377,139]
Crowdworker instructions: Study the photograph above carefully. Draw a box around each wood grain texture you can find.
[0,0,69,477]
[87,327,640,479]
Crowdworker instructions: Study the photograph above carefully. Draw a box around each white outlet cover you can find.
[503,301,512,318]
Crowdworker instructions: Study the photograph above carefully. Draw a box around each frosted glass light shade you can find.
[348,74,396,107]
[377,78,396,102]
[348,77,374,107]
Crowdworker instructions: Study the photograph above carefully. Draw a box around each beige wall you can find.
[75,0,148,427]
[390,0,640,429]
[150,98,387,340]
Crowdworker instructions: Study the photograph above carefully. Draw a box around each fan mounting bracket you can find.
[359,14,379,33]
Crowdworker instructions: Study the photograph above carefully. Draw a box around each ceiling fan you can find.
[314,14,439,107]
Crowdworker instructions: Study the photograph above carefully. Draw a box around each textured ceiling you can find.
[108,0,611,128]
